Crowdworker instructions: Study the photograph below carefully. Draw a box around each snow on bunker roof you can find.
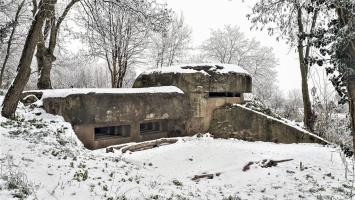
[25,86,184,99]
[143,63,251,76]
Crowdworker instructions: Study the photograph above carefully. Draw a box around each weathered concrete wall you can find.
[42,93,189,125]
[133,72,249,134]
[29,92,191,149]
[73,120,176,149]
[133,72,252,94]
[198,97,242,132]
[209,104,326,144]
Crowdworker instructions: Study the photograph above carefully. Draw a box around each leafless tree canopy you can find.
[150,13,192,68]
[79,0,170,88]
[247,0,328,131]
[201,25,278,103]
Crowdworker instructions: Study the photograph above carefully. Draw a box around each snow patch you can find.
[143,63,251,76]
[25,86,184,99]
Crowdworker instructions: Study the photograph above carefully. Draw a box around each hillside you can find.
[0,97,353,200]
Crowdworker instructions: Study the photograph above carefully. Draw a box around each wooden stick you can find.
[105,143,131,153]
[121,138,179,153]
[243,159,294,171]
[191,174,214,181]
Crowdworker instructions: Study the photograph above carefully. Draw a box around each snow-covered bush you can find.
[0,155,34,199]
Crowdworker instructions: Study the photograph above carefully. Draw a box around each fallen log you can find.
[192,174,214,181]
[191,172,222,181]
[242,161,254,172]
[260,159,293,168]
[243,159,293,171]
[105,143,131,153]
[121,138,179,153]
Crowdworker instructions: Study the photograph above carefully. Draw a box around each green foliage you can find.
[304,0,355,103]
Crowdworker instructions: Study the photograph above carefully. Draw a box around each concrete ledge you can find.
[209,104,328,144]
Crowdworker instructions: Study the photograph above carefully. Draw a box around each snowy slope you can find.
[0,96,353,200]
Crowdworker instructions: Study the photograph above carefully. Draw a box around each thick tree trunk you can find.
[36,14,55,90]
[118,60,128,88]
[36,0,78,89]
[111,70,119,88]
[296,7,315,131]
[36,45,55,89]
[111,75,123,88]
[298,54,314,131]
[37,56,54,89]
[110,60,127,88]
[1,0,53,118]
[348,78,355,154]
[337,7,355,154]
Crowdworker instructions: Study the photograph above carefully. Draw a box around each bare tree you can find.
[150,13,192,68]
[201,25,278,103]
[35,0,80,89]
[50,51,111,89]
[0,0,25,88]
[310,66,344,141]
[280,89,304,122]
[247,0,324,131]
[1,0,56,118]
[201,25,250,64]
[0,0,18,47]
[79,0,170,88]
[333,1,355,153]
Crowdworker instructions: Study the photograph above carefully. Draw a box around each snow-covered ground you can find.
[0,96,354,200]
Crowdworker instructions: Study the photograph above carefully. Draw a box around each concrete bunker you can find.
[133,64,252,134]
[22,63,326,149]
[23,87,190,149]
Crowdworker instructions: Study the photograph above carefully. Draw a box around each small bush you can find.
[172,179,183,186]
[222,196,242,200]
[73,169,89,181]
[0,156,33,199]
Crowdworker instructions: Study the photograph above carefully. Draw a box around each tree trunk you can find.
[110,59,127,88]
[348,76,355,157]
[36,13,56,90]
[36,0,78,89]
[1,0,53,118]
[111,75,117,88]
[296,7,315,131]
[117,60,128,88]
[117,77,123,88]
[337,7,355,154]
[298,54,314,131]
[36,45,55,89]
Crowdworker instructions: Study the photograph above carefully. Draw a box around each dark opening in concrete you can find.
[208,92,241,98]
[95,125,131,139]
[140,122,161,134]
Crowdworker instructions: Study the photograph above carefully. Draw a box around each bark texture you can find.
[296,6,317,131]
[1,0,55,118]
[36,0,79,89]
[337,7,355,155]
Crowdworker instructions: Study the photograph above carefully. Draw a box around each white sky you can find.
[165,0,302,93]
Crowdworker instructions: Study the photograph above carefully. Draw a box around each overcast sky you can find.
[165,0,302,93]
